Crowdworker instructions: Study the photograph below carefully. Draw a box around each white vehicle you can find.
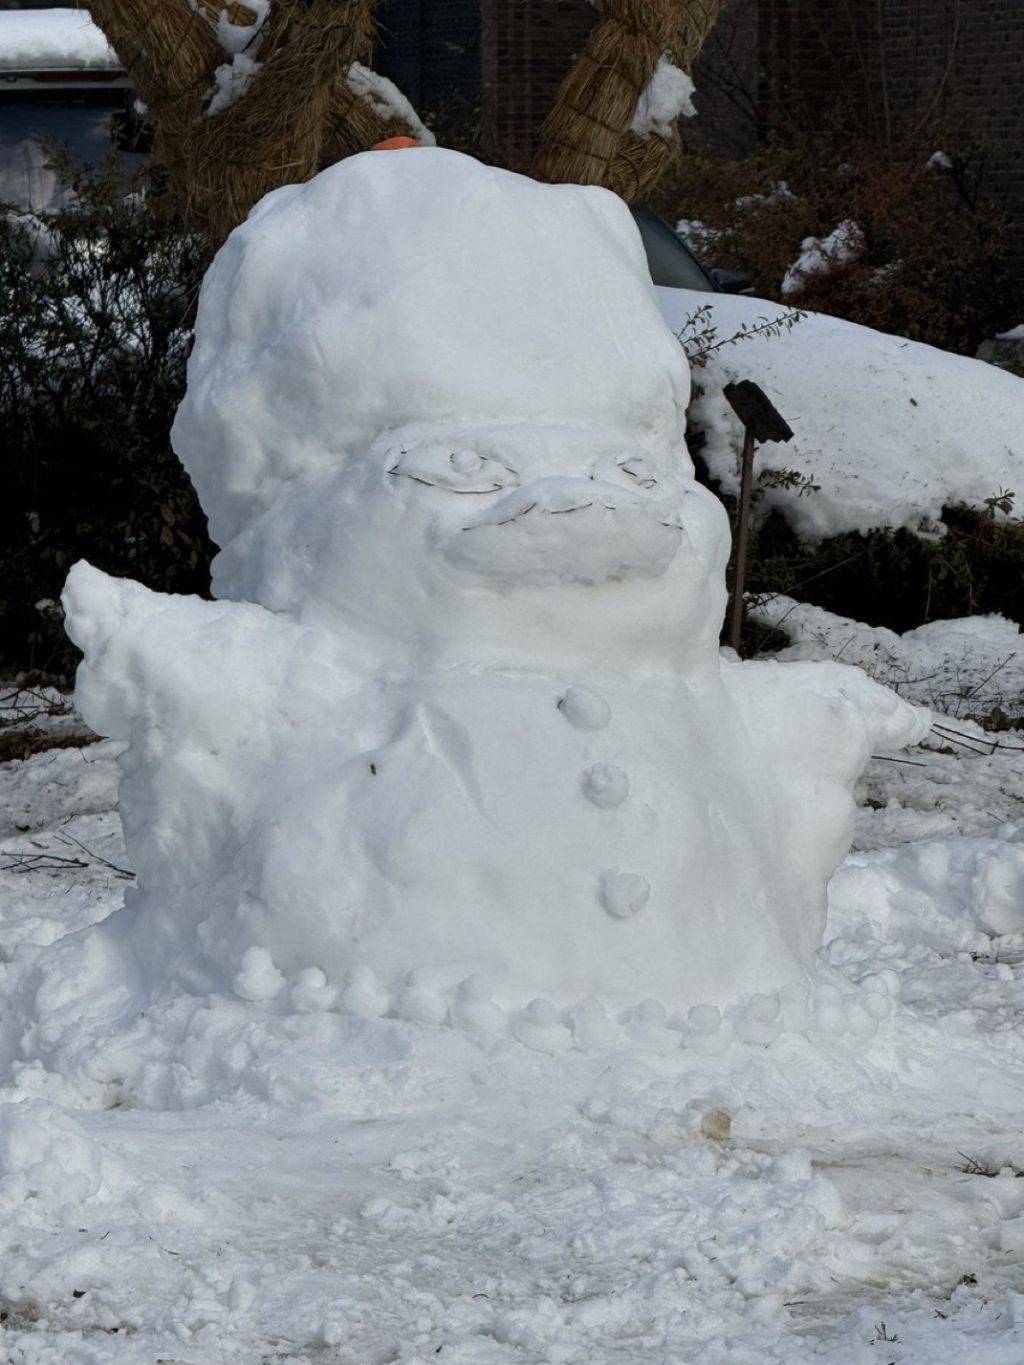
[0,3,135,212]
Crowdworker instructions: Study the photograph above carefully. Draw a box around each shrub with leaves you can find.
[655,136,1022,356]
[1,152,213,679]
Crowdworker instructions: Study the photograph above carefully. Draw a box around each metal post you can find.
[727,428,757,656]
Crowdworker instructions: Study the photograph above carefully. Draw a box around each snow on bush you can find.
[780,219,864,297]
[662,289,1024,541]
[346,63,436,146]
[60,150,926,1024]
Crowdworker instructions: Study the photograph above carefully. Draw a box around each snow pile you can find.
[754,596,1024,716]
[58,150,926,1031]
[631,56,696,137]
[830,834,1024,956]
[347,63,436,145]
[207,51,263,116]
[0,8,118,71]
[4,665,1024,1357]
[781,219,864,297]
[662,288,1024,540]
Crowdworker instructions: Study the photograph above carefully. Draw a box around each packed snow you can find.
[2,618,1024,1360]
[3,150,1024,1362]
[346,63,437,146]
[780,219,865,296]
[0,9,118,71]
[753,596,1024,719]
[630,56,696,138]
[64,149,924,1014]
[660,289,1024,540]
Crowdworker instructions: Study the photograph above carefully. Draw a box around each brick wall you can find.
[748,0,1024,269]
[377,0,482,129]
[378,0,1023,270]
[480,0,595,168]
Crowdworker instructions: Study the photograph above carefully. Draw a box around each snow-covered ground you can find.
[658,289,1024,542]
[2,635,1024,1364]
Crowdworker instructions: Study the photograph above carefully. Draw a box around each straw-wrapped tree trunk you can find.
[84,0,727,245]
[534,0,729,202]
[82,0,426,244]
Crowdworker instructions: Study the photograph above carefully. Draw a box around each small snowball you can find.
[395,968,447,1026]
[290,967,337,1014]
[339,964,389,1018]
[734,992,783,1045]
[581,763,630,809]
[569,998,622,1051]
[233,946,285,1002]
[450,975,505,1034]
[599,870,650,919]
[625,998,680,1053]
[511,998,572,1054]
[557,686,611,731]
[687,1004,722,1035]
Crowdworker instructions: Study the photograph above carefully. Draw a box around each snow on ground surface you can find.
[657,288,1024,542]
[0,10,118,71]
[2,629,1024,1363]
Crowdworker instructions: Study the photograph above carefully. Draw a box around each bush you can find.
[0,153,214,680]
[654,136,1022,356]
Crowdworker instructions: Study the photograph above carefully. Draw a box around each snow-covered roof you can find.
[0,7,119,71]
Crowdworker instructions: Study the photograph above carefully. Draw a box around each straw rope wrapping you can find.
[82,0,420,243]
[534,0,727,202]
[185,0,381,241]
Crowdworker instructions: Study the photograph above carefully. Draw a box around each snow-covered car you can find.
[0,3,136,212]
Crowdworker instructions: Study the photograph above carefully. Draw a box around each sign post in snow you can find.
[723,380,793,655]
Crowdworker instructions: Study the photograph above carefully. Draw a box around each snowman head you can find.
[173,149,730,672]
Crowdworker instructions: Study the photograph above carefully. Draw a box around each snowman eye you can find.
[387,444,519,494]
[616,458,659,489]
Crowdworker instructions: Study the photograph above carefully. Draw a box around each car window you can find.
[0,103,128,212]
[630,206,716,292]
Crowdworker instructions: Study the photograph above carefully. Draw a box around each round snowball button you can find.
[558,686,611,731]
[599,870,650,919]
[582,763,629,808]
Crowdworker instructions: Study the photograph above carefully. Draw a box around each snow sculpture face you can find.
[172,148,728,674]
[64,149,928,1017]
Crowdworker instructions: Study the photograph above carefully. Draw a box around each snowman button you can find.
[582,763,629,808]
[558,686,611,731]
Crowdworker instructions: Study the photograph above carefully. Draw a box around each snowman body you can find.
[64,149,928,1011]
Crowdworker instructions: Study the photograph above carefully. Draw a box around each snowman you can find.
[64,148,928,1014]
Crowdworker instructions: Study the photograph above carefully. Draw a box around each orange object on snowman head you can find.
[371,136,420,152]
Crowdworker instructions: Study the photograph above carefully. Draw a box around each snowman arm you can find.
[61,560,310,745]
[722,657,931,790]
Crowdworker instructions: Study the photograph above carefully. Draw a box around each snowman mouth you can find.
[441,479,683,586]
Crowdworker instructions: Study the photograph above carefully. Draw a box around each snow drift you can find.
[660,289,1024,541]
[63,149,927,1015]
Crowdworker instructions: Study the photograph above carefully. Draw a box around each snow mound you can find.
[660,289,1024,541]
[830,834,1024,955]
[754,595,1024,716]
[63,150,927,1018]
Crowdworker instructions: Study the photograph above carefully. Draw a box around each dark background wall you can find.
[376,0,483,133]
[377,0,1023,264]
